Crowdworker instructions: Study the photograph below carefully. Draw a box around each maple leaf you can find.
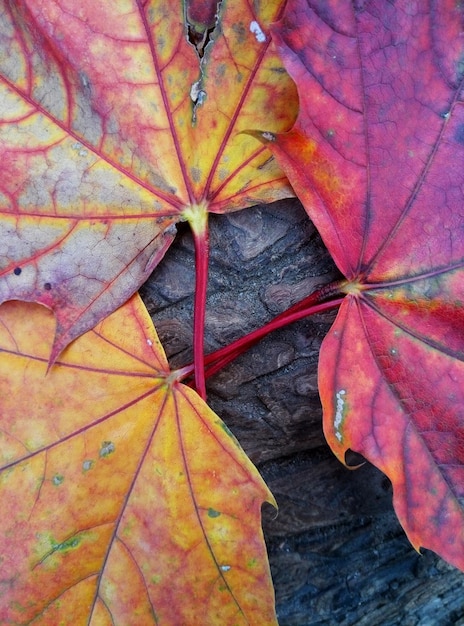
[269,0,464,570]
[0,0,297,371]
[186,0,218,39]
[0,295,276,624]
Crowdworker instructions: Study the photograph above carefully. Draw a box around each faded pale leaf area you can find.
[0,0,297,358]
[0,295,277,624]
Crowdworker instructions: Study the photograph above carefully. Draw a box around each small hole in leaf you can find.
[43,282,52,291]
[13,267,21,276]
[344,449,365,467]
[187,24,216,59]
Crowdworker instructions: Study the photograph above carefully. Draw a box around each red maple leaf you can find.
[269,0,464,570]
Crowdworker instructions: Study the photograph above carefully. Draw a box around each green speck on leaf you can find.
[208,508,221,518]
[218,420,239,445]
[52,536,81,552]
[52,474,64,486]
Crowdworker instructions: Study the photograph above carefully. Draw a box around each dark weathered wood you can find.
[261,450,464,625]
[140,199,464,625]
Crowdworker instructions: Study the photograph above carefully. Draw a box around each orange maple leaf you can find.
[0,295,277,624]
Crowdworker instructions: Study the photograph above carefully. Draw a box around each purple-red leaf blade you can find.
[320,296,464,570]
[271,0,464,569]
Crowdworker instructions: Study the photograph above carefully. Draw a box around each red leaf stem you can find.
[176,282,346,384]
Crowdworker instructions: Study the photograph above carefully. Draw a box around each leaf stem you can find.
[175,280,346,384]
[183,203,209,400]
[203,295,344,379]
